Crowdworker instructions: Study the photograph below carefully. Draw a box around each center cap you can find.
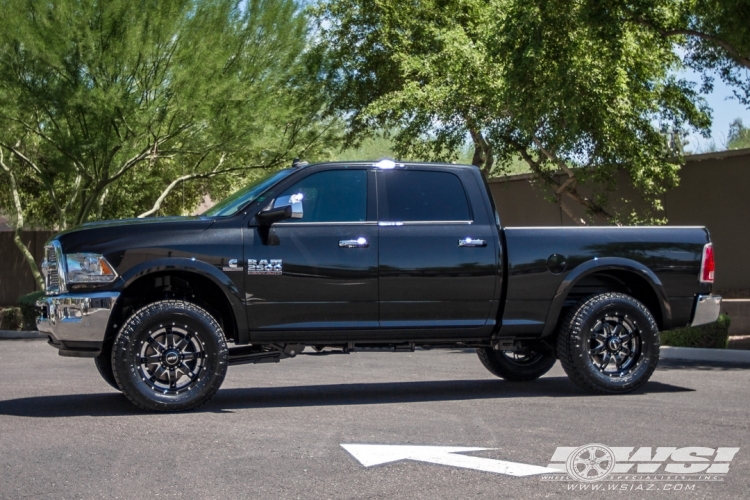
[607,337,622,352]
[164,350,180,367]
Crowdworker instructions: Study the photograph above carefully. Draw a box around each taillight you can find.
[700,243,714,283]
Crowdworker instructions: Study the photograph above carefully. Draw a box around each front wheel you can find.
[112,300,228,411]
[557,293,659,394]
[476,347,557,381]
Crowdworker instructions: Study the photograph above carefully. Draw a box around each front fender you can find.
[118,258,247,340]
[541,257,671,337]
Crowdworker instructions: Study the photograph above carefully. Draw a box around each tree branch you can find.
[0,148,44,289]
[632,17,750,70]
[137,158,270,218]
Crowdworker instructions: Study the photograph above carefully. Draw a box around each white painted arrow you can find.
[341,444,559,477]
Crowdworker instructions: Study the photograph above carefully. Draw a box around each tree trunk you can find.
[0,148,44,290]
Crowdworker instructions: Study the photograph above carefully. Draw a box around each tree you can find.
[727,118,750,149]
[609,0,750,108]
[0,0,340,289]
[312,0,712,224]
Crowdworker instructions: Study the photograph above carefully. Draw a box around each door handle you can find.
[339,237,369,248]
[458,238,487,247]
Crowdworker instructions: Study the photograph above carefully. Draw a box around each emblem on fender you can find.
[248,259,282,275]
[221,259,243,272]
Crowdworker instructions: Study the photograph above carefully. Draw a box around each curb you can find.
[0,330,47,340]
[660,346,750,364]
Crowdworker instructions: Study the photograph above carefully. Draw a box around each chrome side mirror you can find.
[273,192,304,219]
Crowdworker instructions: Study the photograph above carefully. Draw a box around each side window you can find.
[278,169,367,223]
[379,170,471,221]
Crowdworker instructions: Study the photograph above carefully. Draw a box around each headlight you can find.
[65,253,118,283]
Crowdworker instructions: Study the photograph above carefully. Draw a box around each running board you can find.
[227,344,305,366]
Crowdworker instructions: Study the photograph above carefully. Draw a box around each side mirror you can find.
[256,193,303,225]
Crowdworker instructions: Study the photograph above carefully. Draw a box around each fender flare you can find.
[117,258,248,343]
[542,257,671,337]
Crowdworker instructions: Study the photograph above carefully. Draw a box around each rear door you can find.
[376,167,498,330]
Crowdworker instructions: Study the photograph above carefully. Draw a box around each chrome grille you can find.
[42,241,65,295]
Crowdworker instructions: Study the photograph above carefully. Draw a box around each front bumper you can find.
[690,294,721,327]
[36,292,120,357]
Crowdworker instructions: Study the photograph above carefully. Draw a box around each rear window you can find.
[379,170,471,221]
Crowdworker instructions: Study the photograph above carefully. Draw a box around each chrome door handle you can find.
[339,238,369,248]
[458,238,487,247]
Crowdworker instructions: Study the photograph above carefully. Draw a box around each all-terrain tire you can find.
[557,292,659,394]
[112,300,228,411]
[476,347,557,381]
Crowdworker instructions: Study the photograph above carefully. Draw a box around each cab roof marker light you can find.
[373,159,405,169]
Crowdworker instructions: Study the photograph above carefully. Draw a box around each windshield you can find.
[202,170,293,217]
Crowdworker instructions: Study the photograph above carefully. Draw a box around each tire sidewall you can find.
[570,296,659,391]
[478,347,557,381]
[113,301,228,411]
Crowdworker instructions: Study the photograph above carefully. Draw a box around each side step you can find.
[227,344,305,366]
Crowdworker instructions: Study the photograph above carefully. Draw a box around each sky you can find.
[679,68,750,153]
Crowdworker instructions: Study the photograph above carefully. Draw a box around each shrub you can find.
[18,291,46,331]
[0,307,24,331]
[660,314,731,349]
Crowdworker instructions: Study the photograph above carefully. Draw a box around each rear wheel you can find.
[476,347,557,381]
[557,292,659,394]
[112,300,228,411]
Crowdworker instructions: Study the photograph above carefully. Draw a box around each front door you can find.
[377,168,497,329]
[244,167,378,338]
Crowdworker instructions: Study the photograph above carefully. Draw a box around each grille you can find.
[44,244,60,292]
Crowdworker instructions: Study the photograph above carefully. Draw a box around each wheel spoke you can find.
[615,354,624,370]
[152,365,167,381]
[178,362,196,380]
[167,368,176,387]
[619,333,633,343]
[611,324,623,336]
[182,351,201,361]
[147,336,165,354]
[143,354,161,364]
[175,335,190,352]
[600,352,611,370]
[591,344,606,355]
[165,327,174,349]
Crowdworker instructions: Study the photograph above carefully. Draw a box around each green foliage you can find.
[727,119,750,150]
[661,313,731,349]
[312,0,712,224]
[18,291,46,331]
[0,0,341,229]
[0,307,24,331]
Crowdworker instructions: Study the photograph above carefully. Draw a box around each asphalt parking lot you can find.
[0,340,748,499]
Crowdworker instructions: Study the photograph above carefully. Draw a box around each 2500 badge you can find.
[247,259,282,275]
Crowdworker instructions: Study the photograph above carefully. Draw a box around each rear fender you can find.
[542,257,671,337]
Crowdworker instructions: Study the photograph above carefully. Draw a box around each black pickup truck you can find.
[37,160,721,411]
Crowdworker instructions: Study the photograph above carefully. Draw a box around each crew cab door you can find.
[243,167,378,337]
[376,168,498,330]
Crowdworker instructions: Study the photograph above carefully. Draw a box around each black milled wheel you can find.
[112,300,228,411]
[476,347,557,381]
[557,293,659,394]
[94,349,120,391]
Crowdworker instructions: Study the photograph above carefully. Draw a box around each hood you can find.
[52,215,217,256]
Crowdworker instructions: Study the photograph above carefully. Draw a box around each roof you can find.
[682,147,750,162]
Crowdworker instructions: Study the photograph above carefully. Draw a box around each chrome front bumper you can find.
[690,294,721,327]
[36,292,120,345]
